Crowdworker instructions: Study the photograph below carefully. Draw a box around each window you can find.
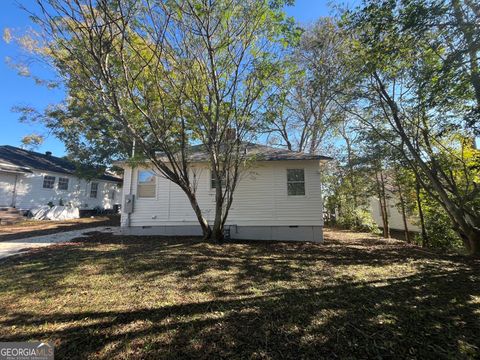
[58,177,69,190]
[109,189,116,200]
[137,170,156,198]
[287,169,305,196]
[43,176,55,189]
[90,182,99,198]
[210,171,224,190]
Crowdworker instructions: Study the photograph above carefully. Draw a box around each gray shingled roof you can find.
[0,145,122,182]
[0,161,32,174]
[156,142,332,162]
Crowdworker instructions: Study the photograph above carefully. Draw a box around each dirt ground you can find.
[0,215,120,241]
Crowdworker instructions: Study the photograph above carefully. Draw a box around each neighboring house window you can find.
[58,177,69,190]
[42,175,55,189]
[90,182,99,198]
[287,169,305,196]
[109,188,116,200]
[137,170,156,198]
[210,171,224,190]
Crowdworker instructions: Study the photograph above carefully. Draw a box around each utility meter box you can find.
[124,194,135,214]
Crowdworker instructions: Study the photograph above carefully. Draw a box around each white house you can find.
[0,145,122,212]
[370,193,420,232]
[119,143,331,242]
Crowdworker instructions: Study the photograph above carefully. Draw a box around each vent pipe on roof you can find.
[45,151,52,156]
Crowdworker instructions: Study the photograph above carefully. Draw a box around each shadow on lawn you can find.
[0,231,479,359]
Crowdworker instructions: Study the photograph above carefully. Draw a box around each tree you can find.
[343,0,480,254]
[400,0,480,134]
[10,0,296,241]
[264,17,349,154]
[20,134,44,151]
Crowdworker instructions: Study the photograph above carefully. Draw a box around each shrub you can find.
[419,202,464,251]
[338,208,380,234]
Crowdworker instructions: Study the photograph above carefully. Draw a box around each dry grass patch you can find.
[0,215,120,241]
[0,228,479,359]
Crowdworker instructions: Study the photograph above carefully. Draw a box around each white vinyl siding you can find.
[123,160,323,227]
[0,170,122,211]
[0,173,16,207]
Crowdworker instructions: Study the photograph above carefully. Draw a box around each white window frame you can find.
[137,170,156,198]
[42,175,56,189]
[286,168,306,196]
[90,182,99,198]
[58,177,69,191]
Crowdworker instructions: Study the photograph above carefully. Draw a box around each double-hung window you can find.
[58,177,69,190]
[43,176,55,189]
[137,171,156,198]
[90,182,99,198]
[287,169,305,196]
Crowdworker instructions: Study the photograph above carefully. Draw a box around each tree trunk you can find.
[375,170,390,238]
[372,72,480,253]
[397,184,411,243]
[210,171,225,242]
[345,136,358,209]
[379,171,390,238]
[186,192,211,240]
[211,203,224,242]
[415,179,428,247]
[378,197,387,237]
[462,229,480,256]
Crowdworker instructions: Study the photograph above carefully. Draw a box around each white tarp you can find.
[31,206,80,221]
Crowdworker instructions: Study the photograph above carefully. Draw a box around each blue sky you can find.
[0,0,333,157]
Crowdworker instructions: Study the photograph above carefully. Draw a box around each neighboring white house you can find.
[369,192,420,232]
[119,143,331,242]
[0,145,122,212]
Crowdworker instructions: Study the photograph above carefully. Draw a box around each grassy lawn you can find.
[0,229,479,359]
[0,215,120,241]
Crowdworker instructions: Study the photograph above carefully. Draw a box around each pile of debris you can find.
[31,206,80,221]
